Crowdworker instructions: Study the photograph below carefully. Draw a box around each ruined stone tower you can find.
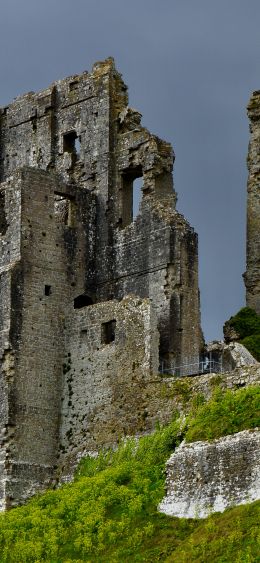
[0,58,202,508]
[245,91,260,312]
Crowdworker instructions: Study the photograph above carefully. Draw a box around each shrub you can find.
[224,306,260,360]
[225,307,260,339]
[240,334,260,361]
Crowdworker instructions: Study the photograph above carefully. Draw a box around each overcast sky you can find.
[1,0,259,341]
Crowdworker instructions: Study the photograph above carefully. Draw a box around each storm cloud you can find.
[1,0,259,340]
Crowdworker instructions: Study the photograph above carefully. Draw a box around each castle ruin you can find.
[245,90,260,312]
[0,58,202,508]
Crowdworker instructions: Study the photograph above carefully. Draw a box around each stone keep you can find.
[0,58,202,508]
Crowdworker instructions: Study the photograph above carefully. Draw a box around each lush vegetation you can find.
[225,306,260,360]
[225,306,260,339]
[0,386,259,562]
[241,334,260,362]
[185,385,260,442]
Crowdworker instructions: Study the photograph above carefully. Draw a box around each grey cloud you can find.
[1,0,259,339]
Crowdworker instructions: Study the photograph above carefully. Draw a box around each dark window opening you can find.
[74,294,93,309]
[54,193,76,227]
[45,285,52,296]
[0,191,8,235]
[101,320,116,344]
[63,131,80,158]
[120,167,143,228]
[80,328,88,343]
[69,81,79,92]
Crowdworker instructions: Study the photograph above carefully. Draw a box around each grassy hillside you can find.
[0,386,259,562]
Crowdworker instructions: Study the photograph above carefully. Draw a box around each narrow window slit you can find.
[45,285,52,296]
[80,328,88,343]
[120,167,143,227]
[133,177,143,219]
[0,191,8,235]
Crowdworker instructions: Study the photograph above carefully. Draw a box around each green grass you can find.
[0,386,259,562]
[166,501,260,563]
[185,385,260,442]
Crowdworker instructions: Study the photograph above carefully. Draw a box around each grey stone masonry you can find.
[245,91,260,312]
[0,58,202,507]
[159,429,260,519]
[59,296,160,476]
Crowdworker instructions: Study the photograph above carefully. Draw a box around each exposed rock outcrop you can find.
[206,340,258,372]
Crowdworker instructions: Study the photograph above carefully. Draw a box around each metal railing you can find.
[159,358,223,378]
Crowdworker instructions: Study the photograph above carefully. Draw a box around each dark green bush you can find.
[225,306,260,339]
[224,306,260,360]
[240,334,260,361]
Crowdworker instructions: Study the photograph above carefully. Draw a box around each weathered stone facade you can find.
[0,58,203,507]
[245,91,260,311]
[60,296,160,474]
[159,429,260,519]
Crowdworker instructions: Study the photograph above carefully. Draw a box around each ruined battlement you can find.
[0,59,202,508]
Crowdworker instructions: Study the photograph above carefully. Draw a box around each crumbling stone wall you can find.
[245,91,260,312]
[0,167,95,507]
[159,429,260,519]
[0,58,202,365]
[113,197,200,366]
[59,296,159,475]
[0,58,203,507]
